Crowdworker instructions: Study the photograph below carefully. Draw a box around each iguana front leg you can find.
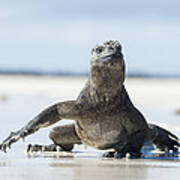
[0,100,79,153]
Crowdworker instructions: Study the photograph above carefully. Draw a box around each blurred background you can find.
[0,0,180,76]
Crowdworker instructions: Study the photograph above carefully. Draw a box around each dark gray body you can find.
[74,82,147,150]
[0,40,179,157]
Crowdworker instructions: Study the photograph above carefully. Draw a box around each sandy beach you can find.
[0,75,180,180]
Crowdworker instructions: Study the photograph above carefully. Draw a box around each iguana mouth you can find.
[96,54,114,63]
[91,54,123,66]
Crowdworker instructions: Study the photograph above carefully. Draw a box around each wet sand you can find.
[0,155,180,180]
[0,75,180,180]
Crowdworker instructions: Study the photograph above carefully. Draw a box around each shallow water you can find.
[0,77,180,179]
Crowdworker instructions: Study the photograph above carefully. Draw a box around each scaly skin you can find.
[0,40,179,157]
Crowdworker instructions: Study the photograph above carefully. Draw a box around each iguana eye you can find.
[96,46,104,54]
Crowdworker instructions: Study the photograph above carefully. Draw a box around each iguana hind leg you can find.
[146,123,180,152]
[27,124,82,152]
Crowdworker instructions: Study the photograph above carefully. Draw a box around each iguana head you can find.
[90,40,125,89]
[91,40,124,68]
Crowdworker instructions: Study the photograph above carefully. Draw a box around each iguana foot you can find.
[102,151,115,158]
[113,151,126,158]
[27,144,64,153]
[103,151,142,159]
[0,131,25,153]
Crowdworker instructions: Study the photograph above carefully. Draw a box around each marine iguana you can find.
[0,40,179,158]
